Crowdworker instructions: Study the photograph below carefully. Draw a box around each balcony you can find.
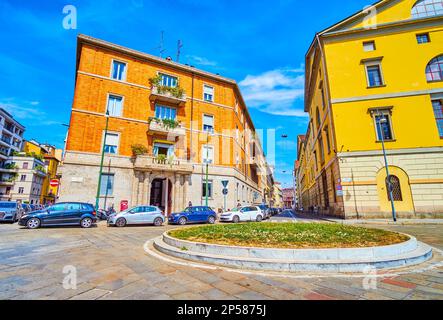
[148,120,186,139]
[149,85,187,106]
[133,155,193,173]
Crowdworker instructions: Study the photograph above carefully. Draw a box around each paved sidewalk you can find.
[1,221,442,300]
[323,218,443,225]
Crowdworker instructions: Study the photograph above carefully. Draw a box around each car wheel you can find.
[208,216,216,224]
[178,217,187,225]
[115,217,126,227]
[232,215,240,223]
[154,217,163,226]
[80,217,93,228]
[256,215,263,222]
[27,218,41,229]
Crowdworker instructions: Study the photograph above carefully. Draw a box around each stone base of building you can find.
[58,151,264,214]
[299,148,443,220]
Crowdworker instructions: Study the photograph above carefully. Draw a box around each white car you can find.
[219,206,263,223]
[107,205,165,227]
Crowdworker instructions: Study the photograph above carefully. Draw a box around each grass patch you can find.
[168,223,409,249]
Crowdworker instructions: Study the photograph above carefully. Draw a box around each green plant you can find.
[148,75,185,99]
[148,117,180,130]
[131,144,148,156]
[4,163,18,169]
[34,165,46,173]
[156,154,167,163]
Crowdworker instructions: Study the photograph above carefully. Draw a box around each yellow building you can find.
[23,140,62,204]
[296,0,443,218]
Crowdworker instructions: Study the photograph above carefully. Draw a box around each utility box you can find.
[120,200,129,212]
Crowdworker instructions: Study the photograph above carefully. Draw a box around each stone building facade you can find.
[59,35,272,213]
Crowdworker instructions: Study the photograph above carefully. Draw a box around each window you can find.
[203,114,214,133]
[202,180,213,198]
[18,187,24,194]
[159,73,178,87]
[318,134,325,165]
[203,85,214,102]
[324,126,331,154]
[100,173,114,196]
[20,175,26,182]
[373,111,394,141]
[153,142,174,157]
[50,203,66,211]
[432,99,443,137]
[366,64,384,87]
[23,162,28,169]
[416,33,430,44]
[386,175,403,201]
[107,95,123,117]
[66,203,81,210]
[202,145,214,164]
[363,41,376,52]
[155,104,177,120]
[411,0,443,19]
[104,133,119,154]
[111,60,127,81]
[315,108,321,131]
[426,55,443,82]
[319,81,326,109]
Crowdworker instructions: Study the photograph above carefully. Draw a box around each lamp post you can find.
[377,110,397,222]
[95,111,110,210]
[205,130,212,207]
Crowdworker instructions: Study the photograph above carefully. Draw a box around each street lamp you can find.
[95,110,110,210]
[204,130,213,207]
[376,110,397,222]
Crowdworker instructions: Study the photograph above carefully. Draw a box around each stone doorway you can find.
[150,178,172,216]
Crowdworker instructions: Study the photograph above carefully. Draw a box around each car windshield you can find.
[183,207,193,213]
[230,207,240,212]
[0,203,16,208]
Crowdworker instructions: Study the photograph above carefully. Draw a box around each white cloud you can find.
[276,140,297,150]
[30,101,40,106]
[186,55,218,67]
[0,101,45,120]
[239,66,307,117]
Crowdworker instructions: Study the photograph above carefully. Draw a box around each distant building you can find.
[0,109,25,199]
[282,188,294,209]
[273,182,283,208]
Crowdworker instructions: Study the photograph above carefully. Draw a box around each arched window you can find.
[386,175,403,201]
[316,107,321,131]
[411,0,443,19]
[426,55,443,82]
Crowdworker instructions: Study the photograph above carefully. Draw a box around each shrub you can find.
[131,144,148,156]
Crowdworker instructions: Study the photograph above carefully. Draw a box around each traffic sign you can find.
[221,180,229,188]
[222,188,228,195]
[50,179,59,187]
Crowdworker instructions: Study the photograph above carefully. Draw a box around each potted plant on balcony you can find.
[156,154,167,164]
[148,75,185,99]
[148,117,181,131]
[131,144,148,157]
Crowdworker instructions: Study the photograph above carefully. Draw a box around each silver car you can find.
[107,205,165,227]
[0,201,23,223]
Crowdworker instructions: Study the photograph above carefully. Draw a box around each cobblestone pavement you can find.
[0,221,442,300]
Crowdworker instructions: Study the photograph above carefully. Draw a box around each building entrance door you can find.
[150,178,173,216]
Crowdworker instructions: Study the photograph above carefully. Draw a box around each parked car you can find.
[270,207,279,216]
[258,204,271,219]
[219,206,264,223]
[18,202,97,229]
[168,206,217,225]
[21,203,32,214]
[107,205,164,227]
[0,201,23,223]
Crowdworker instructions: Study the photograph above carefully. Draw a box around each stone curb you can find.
[162,232,418,260]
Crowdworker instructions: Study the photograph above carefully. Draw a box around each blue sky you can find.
[0,0,371,188]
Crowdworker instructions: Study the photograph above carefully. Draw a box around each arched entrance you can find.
[150,178,172,216]
[376,166,414,213]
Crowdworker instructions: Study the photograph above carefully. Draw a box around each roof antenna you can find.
[157,31,165,58]
[176,40,183,62]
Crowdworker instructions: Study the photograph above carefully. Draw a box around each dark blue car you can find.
[18,202,97,229]
[168,206,217,225]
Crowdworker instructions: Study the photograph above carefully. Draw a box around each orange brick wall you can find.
[67,43,255,174]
